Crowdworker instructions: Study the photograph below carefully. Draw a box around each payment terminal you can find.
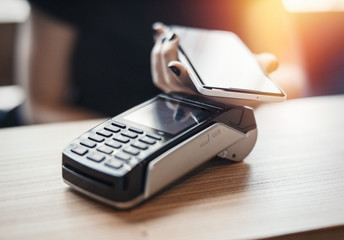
[62,93,257,209]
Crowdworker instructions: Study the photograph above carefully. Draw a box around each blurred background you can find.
[0,0,343,127]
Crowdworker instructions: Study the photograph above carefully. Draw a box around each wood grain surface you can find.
[1,95,344,240]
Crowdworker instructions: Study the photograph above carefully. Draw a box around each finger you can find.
[167,61,189,83]
[160,34,187,92]
[168,61,196,93]
[151,36,171,92]
[152,22,165,42]
[255,53,279,74]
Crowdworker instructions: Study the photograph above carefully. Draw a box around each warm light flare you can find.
[282,0,344,12]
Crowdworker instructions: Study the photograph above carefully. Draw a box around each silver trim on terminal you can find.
[217,128,257,161]
[144,123,256,199]
[63,179,144,209]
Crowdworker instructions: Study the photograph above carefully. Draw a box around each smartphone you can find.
[169,26,286,102]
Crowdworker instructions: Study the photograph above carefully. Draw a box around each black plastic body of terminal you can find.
[62,93,256,204]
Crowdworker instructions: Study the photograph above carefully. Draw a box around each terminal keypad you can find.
[69,121,162,171]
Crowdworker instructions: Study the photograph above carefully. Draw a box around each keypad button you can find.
[104,124,121,133]
[71,146,88,156]
[121,131,138,139]
[146,133,162,141]
[113,135,130,143]
[131,141,148,150]
[111,121,126,129]
[87,152,105,162]
[128,127,143,134]
[80,139,96,148]
[96,129,113,138]
[105,140,122,149]
[97,145,114,154]
[139,136,156,145]
[123,146,140,156]
[115,151,132,161]
[88,134,105,143]
[105,158,123,169]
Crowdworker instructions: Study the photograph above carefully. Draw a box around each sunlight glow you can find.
[0,0,30,23]
[282,0,344,12]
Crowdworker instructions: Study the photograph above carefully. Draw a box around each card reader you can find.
[62,93,257,209]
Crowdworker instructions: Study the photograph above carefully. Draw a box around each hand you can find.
[151,23,280,108]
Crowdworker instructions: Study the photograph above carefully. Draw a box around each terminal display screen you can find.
[124,98,212,135]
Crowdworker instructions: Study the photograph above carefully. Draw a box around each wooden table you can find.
[1,95,344,240]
